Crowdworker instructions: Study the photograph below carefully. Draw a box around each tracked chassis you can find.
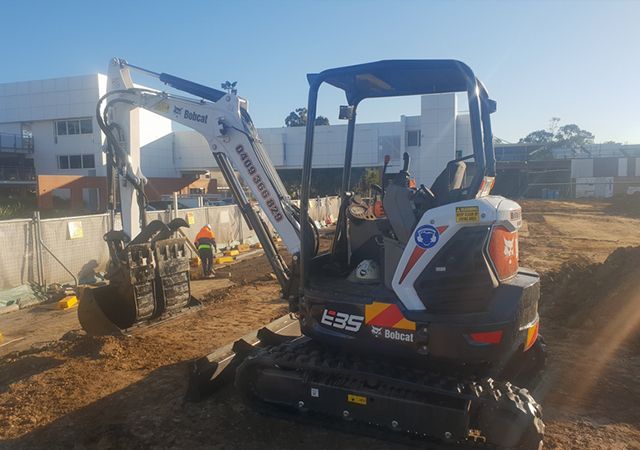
[233,336,544,449]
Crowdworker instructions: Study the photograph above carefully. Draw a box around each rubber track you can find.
[236,337,544,449]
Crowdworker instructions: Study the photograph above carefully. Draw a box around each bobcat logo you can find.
[504,238,515,258]
[370,326,383,338]
[173,106,183,117]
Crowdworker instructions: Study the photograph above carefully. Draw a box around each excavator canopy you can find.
[307,59,482,105]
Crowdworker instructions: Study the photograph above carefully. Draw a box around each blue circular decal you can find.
[414,225,439,249]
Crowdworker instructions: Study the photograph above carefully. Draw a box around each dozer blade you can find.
[185,314,300,402]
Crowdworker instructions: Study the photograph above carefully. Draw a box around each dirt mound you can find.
[541,246,640,349]
[605,193,640,218]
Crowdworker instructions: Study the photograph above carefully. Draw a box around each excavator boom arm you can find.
[102,58,301,288]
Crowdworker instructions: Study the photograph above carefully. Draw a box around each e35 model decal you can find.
[320,309,364,332]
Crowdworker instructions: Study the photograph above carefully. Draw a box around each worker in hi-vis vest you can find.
[194,224,217,277]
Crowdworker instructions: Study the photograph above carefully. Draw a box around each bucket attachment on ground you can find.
[78,219,192,336]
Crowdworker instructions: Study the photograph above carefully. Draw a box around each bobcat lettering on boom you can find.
[183,109,208,123]
[235,145,284,222]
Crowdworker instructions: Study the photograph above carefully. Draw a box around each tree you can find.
[221,81,237,95]
[284,107,329,127]
[519,119,595,159]
[314,116,330,126]
[519,130,554,144]
[357,167,381,195]
[285,108,307,127]
[554,124,594,149]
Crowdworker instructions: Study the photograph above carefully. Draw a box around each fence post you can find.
[32,211,45,288]
[236,206,244,244]
[172,192,179,220]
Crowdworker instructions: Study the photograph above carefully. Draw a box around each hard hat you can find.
[348,259,380,284]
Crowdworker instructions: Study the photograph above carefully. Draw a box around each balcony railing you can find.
[0,132,34,153]
[0,166,36,182]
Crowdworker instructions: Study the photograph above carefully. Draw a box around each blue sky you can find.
[1,0,638,143]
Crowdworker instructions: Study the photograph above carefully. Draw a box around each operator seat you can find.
[430,160,467,206]
[383,160,467,244]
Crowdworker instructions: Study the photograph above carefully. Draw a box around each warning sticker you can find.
[347,394,367,405]
[455,206,480,223]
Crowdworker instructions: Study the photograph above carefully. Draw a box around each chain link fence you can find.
[0,196,340,292]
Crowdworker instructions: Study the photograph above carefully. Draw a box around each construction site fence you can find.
[0,196,340,291]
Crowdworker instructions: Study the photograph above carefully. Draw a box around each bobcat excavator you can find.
[79,58,545,448]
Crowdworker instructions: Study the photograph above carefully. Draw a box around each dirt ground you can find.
[1,199,640,449]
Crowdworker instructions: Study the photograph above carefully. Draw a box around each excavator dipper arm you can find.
[101,58,306,289]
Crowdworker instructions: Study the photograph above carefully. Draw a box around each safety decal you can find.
[415,225,440,249]
[399,225,448,283]
[455,206,480,223]
[347,394,367,405]
[365,302,416,331]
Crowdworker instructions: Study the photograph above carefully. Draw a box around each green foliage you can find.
[285,107,330,127]
[0,195,36,219]
[357,167,381,194]
[519,119,595,160]
[277,167,379,198]
[520,130,554,144]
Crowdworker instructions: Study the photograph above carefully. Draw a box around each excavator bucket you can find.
[78,220,192,336]
[77,285,124,336]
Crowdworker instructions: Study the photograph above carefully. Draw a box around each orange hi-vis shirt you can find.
[195,227,216,249]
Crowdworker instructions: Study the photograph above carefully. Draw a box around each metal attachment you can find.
[226,96,231,102]
[297,401,305,409]
[430,219,435,224]
[391,420,399,429]
[444,431,453,440]
[342,410,350,418]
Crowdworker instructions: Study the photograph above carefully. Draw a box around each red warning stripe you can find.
[367,303,405,327]
[398,225,448,284]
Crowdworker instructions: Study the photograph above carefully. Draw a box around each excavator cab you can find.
[290,61,541,366]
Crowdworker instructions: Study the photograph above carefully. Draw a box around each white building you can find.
[141,93,474,188]
[0,72,476,209]
[0,74,172,177]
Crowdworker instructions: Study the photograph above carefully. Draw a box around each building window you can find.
[407,130,421,147]
[58,154,96,170]
[80,119,93,134]
[82,154,95,169]
[69,155,82,169]
[52,189,71,209]
[82,188,100,211]
[56,118,93,136]
[58,155,69,169]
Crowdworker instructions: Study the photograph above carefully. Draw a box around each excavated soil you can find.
[1,201,640,449]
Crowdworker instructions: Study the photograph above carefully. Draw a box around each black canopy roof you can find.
[307,59,478,105]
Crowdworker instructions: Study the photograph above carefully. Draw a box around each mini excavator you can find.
[79,58,545,448]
